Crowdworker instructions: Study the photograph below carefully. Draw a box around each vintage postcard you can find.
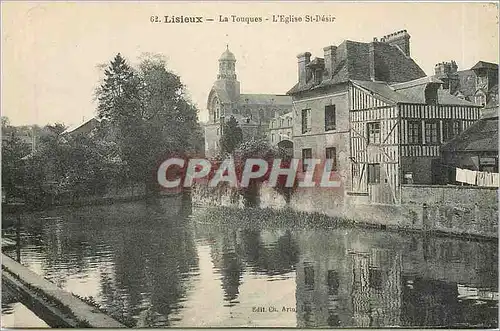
[1,1,498,329]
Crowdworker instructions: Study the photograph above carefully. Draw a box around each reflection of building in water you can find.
[295,232,351,328]
[348,249,402,327]
[207,228,243,306]
[295,229,498,328]
[295,233,402,327]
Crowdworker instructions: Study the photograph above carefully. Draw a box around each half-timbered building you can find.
[287,30,428,205]
[349,78,481,204]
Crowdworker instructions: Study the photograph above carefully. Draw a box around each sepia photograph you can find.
[1,1,498,328]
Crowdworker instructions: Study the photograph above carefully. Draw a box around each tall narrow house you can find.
[287,30,482,205]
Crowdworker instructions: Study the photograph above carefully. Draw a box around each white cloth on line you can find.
[492,173,499,187]
[463,169,477,185]
[455,168,467,183]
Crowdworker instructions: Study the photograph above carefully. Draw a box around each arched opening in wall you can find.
[277,140,294,159]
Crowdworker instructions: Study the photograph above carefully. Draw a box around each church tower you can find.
[213,46,241,105]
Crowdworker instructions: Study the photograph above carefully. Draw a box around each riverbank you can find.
[192,183,499,239]
[2,254,125,328]
[3,199,497,328]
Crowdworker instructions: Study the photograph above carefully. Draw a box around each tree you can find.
[220,116,243,155]
[2,122,31,199]
[96,53,204,195]
[233,138,297,206]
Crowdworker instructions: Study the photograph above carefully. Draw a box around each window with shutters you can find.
[367,122,381,144]
[407,121,421,144]
[424,120,440,144]
[443,120,461,141]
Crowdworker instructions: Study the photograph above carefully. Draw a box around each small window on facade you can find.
[301,109,311,134]
[443,120,461,141]
[352,163,359,178]
[217,128,220,135]
[369,268,383,289]
[304,266,314,287]
[327,270,339,295]
[407,121,421,144]
[424,120,440,144]
[302,148,312,172]
[325,147,337,171]
[271,134,274,143]
[280,118,284,127]
[325,105,336,131]
[368,163,380,184]
[367,122,381,144]
[288,117,292,126]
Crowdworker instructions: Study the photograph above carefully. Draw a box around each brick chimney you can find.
[380,30,411,57]
[297,52,311,86]
[323,46,337,80]
[434,61,458,76]
[369,43,376,81]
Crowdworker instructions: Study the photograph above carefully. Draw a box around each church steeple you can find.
[218,46,237,80]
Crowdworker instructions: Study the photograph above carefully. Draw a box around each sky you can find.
[2,2,498,127]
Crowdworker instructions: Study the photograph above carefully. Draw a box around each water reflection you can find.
[2,200,498,328]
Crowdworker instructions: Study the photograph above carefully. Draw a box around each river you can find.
[1,199,498,328]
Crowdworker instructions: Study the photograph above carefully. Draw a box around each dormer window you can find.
[306,58,325,85]
[314,69,322,85]
[424,84,439,105]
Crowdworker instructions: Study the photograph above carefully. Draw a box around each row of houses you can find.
[204,29,498,205]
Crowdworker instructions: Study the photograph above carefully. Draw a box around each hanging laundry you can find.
[492,173,500,187]
[476,172,486,186]
[456,168,467,184]
[464,169,477,185]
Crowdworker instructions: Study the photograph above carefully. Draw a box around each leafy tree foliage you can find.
[1,120,31,199]
[96,53,203,194]
[220,116,243,156]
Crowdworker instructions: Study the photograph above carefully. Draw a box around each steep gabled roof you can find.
[442,111,498,153]
[351,78,480,106]
[351,80,414,104]
[288,39,426,95]
[391,76,443,90]
[470,61,498,70]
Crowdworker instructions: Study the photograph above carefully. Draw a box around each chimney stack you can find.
[369,43,376,81]
[380,30,411,57]
[434,61,458,76]
[297,52,312,86]
[323,46,337,80]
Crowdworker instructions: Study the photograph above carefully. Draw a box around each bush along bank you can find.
[191,205,359,230]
